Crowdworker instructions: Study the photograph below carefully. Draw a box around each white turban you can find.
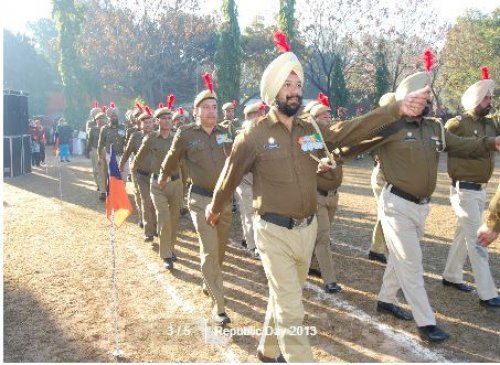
[379,92,396,107]
[461,79,495,111]
[260,52,304,106]
[395,72,427,101]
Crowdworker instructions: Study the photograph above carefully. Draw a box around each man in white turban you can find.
[442,67,500,308]
[206,32,431,362]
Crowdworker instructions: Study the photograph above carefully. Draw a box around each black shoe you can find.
[163,257,174,270]
[368,251,387,264]
[138,220,144,229]
[213,312,231,326]
[98,193,106,201]
[257,351,287,363]
[144,236,154,243]
[418,325,450,343]
[241,239,247,248]
[180,207,189,216]
[325,282,342,293]
[308,268,322,278]
[480,296,500,307]
[376,301,413,320]
[247,248,260,259]
[442,278,474,292]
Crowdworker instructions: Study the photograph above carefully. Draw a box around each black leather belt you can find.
[136,169,151,177]
[261,212,315,230]
[451,180,482,191]
[389,185,430,205]
[190,185,213,198]
[317,189,337,197]
[152,173,179,181]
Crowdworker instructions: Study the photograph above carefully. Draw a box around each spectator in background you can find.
[56,118,73,162]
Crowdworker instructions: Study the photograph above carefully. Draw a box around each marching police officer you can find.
[441,68,500,307]
[159,73,234,326]
[206,32,431,362]
[86,108,108,200]
[134,103,182,268]
[347,72,500,343]
[120,107,156,241]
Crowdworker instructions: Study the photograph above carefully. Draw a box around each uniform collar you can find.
[267,107,305,128]
[465,110,482,121]
[193,122,225,133]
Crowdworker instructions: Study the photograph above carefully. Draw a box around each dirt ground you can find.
[3,152,500,363]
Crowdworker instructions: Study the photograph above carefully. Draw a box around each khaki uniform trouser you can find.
[235,178,256,250]
[370,163,387,254]
[188,191,232,314]
[255,215,317,363]
[150,178,183,259]
[443,186,497,300]
[131,171,143,222]
[136,173,157,237]
[377,186,436,327]
[310,191,339,285]
[90,148,106,193]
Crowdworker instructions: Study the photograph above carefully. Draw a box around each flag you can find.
[106,144,133,227]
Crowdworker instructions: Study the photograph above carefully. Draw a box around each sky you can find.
[1,0,499,35]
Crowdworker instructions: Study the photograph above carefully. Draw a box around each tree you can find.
[330,54,349,109]
[373,44,391,105]
[214,0,242,105]
[52,0,88,128]
[277,0,296,49]
[3,30,60,116]
[437,8,500,112]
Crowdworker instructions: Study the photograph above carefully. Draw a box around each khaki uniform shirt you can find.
[370,117,496,198]
[134,131,177,176]
[220,118,241,135]
[86,119,97,135]
[125,126,139,146]
[487,183,500,232]
[98,123,126,158]
[120,130,150,172]
[211,102,403,218]
[446,112,500,183]
[87,125,101,152]
[159,123,233,192]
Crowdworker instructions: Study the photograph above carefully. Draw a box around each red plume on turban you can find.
[423,49,435,72]
[318,92,330,107]
[93,101,99,108]
[482,66,490,80]
[178,107,184,115]
[273,30,291,53]
[167,94,176,109]
[144,106,152,117]
[109,102,116,109]
[202,73,214,93]
[158,103,164,108]
[102,106,107,113]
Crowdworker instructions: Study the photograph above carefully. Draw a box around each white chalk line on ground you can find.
[127,242,240,363]
[304,281,449,362]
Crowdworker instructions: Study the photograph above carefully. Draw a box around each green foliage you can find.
[278,0,296,49]
[438,8,500,112]
[3,29,60,116]
[374,45,391,105]
[330,54,349,109]
[214,0,242,106]
[52,0,88,129]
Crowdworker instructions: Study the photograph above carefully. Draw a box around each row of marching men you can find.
[83,39,499,363]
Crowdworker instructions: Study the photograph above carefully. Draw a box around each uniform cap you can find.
[194,73,217,107]
[379,92,396,107]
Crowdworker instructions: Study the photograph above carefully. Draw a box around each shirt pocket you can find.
[258,149,293,184]
[187,142,208,163]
